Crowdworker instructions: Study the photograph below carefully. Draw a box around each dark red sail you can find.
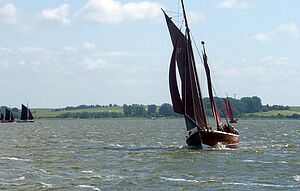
[224,98,234,122]
[164,11,207,130]
[169,41,184,114]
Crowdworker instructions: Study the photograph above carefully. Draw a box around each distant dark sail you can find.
[20,104,34,120]
[202,48,222,127]
[4,108,14,121]
[20,104,28,120]
[0,114,3,120]
[224,98,234,122]
[164,11,207,130]
[28,109,34,120]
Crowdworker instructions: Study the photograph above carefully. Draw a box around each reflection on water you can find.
[0,118,299,190]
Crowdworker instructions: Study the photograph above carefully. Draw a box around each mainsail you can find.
[4,108,14,121]
[163,10,207,131]
[20,104,34,121]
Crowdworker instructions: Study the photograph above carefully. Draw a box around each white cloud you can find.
[83,57,108,70]
[217,0,255,10]
[253,22,299,43]
[0,3,18,25]
[275,22,299,38]
[253,32,272,42]
[0,47,12,53]
[78,0,163,24]
[187,11,205,24]
[83,42,96,50]
[37,4,70,25]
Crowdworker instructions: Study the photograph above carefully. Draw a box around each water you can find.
[0,118,299,190]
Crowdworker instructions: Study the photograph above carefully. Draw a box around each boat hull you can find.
[16,120,34,123]
[186,129,239,148]
[0,120,15,123]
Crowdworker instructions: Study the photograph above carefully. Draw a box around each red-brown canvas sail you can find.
[163,11,207,131]
[224,98,234,122]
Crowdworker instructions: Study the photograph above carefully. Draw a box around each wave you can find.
[0,156,31,162]
[76,185,101,191]
[223,182,297,188]
[160,177,198,183]
[39,182,54,188]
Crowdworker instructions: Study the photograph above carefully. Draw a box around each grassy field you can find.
[31,106,300,119]
[249,109,300,118]
[32,107,123,118]
[289,106,300,112]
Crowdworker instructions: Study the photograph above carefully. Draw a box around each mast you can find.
[201,41,222,127]
[180,0,207,127]
[27,102,29,120]
[181,0,191,40]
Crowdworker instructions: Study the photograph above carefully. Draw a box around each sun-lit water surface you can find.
[0,118,299,190]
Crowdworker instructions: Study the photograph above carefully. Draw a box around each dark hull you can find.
[16,120,34,123]
[0,120,15,123]
[186,129,239,148]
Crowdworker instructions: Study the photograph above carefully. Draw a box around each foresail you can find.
[163,11,187,82]
[169,41,184,114]
[164,11,207,130]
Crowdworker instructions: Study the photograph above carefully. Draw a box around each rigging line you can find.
[213,86,229,125]
[207,58,225,99]
[190,32,206,95]
[191,33,204,64]
[164,10,183,15]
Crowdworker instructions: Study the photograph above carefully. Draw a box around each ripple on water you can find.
[76,185,101,191]
[0,118,299,190]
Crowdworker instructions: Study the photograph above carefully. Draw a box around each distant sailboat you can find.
[18,104,34,123]
[224,97,238,124]
[2,108,15,123]
[163,0,239,148]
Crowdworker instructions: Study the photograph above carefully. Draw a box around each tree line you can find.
[55,96,293,119]
[1,96,295,119]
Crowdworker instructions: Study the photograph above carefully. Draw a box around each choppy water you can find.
[0,119,299,190]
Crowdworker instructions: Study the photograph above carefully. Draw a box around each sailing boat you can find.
[0,114,3,122]
[224,97,238,125]
[2,108,15,123]
[17,104,34,123]
[163,0,239,148]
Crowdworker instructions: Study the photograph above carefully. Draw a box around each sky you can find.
[0,0,299,108]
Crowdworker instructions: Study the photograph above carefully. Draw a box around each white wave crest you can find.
[77,185,101,190]
[160,177,198,183]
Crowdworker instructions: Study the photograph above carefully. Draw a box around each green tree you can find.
[123,104,132,117]
[241,96,262,113]
[147,104,158,117]
[159,103,176,117]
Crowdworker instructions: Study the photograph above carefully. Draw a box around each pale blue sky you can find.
[0,0,299,108]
